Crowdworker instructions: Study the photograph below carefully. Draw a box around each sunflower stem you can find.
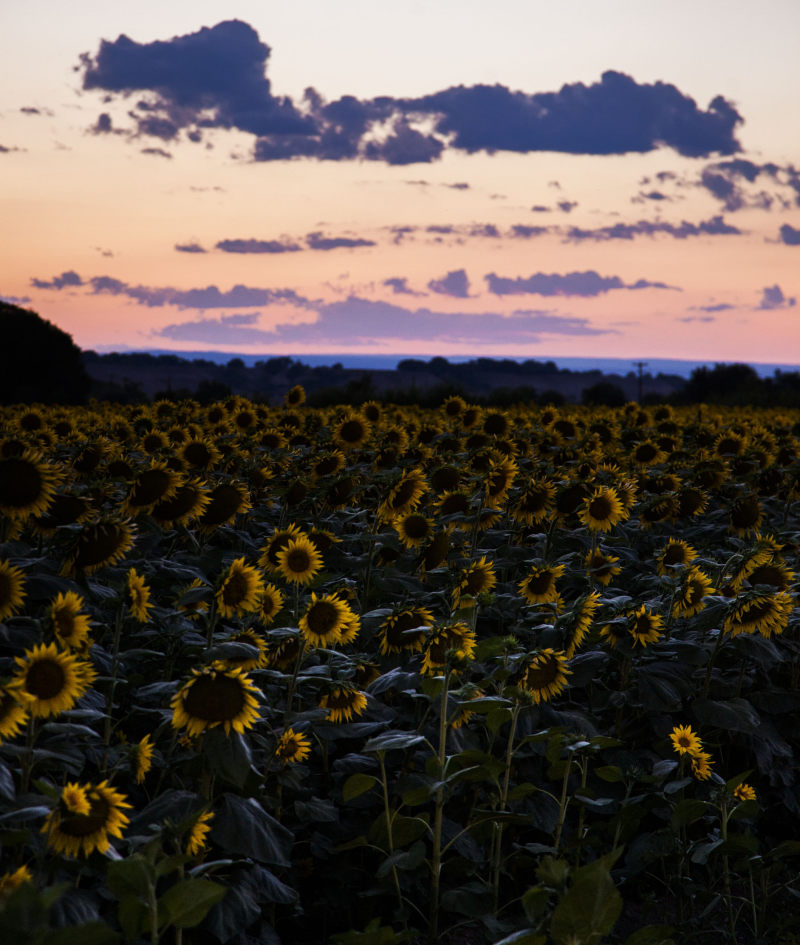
[720,799,737,943]
[553,742,572,851]
[702,629,726,698]
[491,701,520,913]
[20,716,39,794]
[204,598,218,651]
[428,669,451,944]
[102,607,125,772]
[378,752,411,936]
[283,639,306,723]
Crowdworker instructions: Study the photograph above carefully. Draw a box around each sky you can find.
[2,0,800,363]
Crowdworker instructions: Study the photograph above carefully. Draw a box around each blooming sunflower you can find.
[185,810,214,856]
[225,630,269,671]
[63,519,135,577]
[181,438,221,470]
[656,539,698,575]
[312,450,346,479]
[627,606,663,647]
[599,621,629,648]
[519,564,565,605]
[584,549,622,586]
[319,686,368,723]
[442,395,467,418]
[0,450,61,520]
[14,643,95,718]
[378,468,427,520]
[0,679,32,744]
[258,523,305,572]
[127,568,153,623]
[419,530,450,575]
[334,412,370,450]
[49,590,92,649]
[171,663,260,736]
[42,780,131,858]
[151,479,210,527]
[420,622,477,676]
[0,865,33,896]
[259,582,285,625]
[484,457,517,504]
[284,384,306,407]
[197,481,251,532]
[265,635,301,670]
[579,486,627,533]
[132,734,154,784]
[216,558,264,618]
[337,605,361,646]
[453,555,496,608]
[733,783,756,802]
[123,463,182,516]
[672,568,714,619]
[517,649,571,704]
[275,727,312,764]
[560,592,601,658]
[512,481,556,526]
[690,751,714,781]
[300,593,349,648]
[0,559,26,622]
[276,536,323,585]
[729,493,763,537]
[393,511,434,549]
[723,591,793,638]
[379,607,434,655]
[669,724,702,756]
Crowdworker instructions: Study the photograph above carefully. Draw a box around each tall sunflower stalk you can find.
[428,668,451,945]
[103,606,125,770]
[490,701,521,911]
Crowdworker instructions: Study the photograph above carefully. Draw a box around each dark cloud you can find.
[679,315,715,323]
[690,303,736,313]
[427,269,471,298]
[558,200,578,213]
[30,270,84,290]
[635,190,670,202]
[564,215,740,242]
[388,225,416,244]
[447,182,470,190]
[698,159,785,211]
[469,223,501,238]
[1,294,32,305]
[779,223,800,246]
[531,205,550,212]
[426,225,454,235]
[383,277,424,296]
[0,144,24,154]
[156,296,613,346]
[175,241,207,253]
[510,224,549,238]
[80,22,742,164]
[216,237,302,254]
[20,106,53,116]
[306,232,376,251]
[758,285,796,310]
[141,147,172,158]
[485,270,677,297]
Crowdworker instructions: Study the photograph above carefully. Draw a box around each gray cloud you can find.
[175,242,208,253]
[564,215,740,242]
[383,277,424,296]
[141,147,172,159]
[427,269,471,298]
[485,270,677,297]
[779,223,800,246]
[758,285,796,310]
[216,237,302,254]
[689,303,736,313]
[30,270,84,290]
[306,232,376,251]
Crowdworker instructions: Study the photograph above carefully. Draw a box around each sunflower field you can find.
[2,393,800,945]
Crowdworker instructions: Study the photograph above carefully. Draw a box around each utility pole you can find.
[632,361,648,402]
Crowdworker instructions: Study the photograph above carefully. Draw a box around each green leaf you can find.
[117,895,148,943]
[670,799,711,828]
[550,859,622,945]
[48,922,120,945]
[343,773,378,801]
[158,878,227,929]
[595,765,624,782]
[492,932,546,945]
[202,729,254,789]
[363,730,427,752]
[211,794,293,866]
[107,856,154,899]
[624,926,676,945]
[294,796,338,822]
[692,697,761,734]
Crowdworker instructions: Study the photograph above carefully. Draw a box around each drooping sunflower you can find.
[512,481,556,526]
[733,783,756,802]
[259,582,285,625]
[378,468,427,520]
[0,450,61,520]
[0,679,32,743]
[379,607,434,655]
[484,457,517,504]
[656,539,698,575]
[225,630,269,671]
[265,635,301,670]
[275,727,312,764]
[627,606,663,647]
[436,490,473,521]
[517,649,571,704]
[276,536,323,586]
[62,519,135,577]
[442,395,467,418]
[175,577,211,620]
[319,686,368,723]
[742,560,795,592]
[672,568,714,619]
[258,523,305,572]
[171,663,260,736]
[300,593,349,648]
[0,865,33,896]
[552,481,589,521]
[42,780,131,858]
[127,568,153,623]
[185,810,214,856]
[131,733,154,784]
[49,590,92,649]
[560,592,601,658]
[729,493,763,537]
[419,529,450,576]
[151,479,210,527]
[519,564,565,605]
[334,412,370,450]
[584,549,622,587]
[32,492,93,535]
[0,559,26,622]
[393,511,434,549]
[181,438,221,471]
[579,486,627,533]
[216,558,264,619]
[123,463,183,516]
[196,481,251,532]
[723,591,793,638]
[453,555,496,608]
[631,440,666,466]
[14,643,95,718]
[312,450,346,479]
[284,384,306,408]
[420,622,477,676]
[676,486,709,519]
[669,724,702,756]
[690,751,714,781]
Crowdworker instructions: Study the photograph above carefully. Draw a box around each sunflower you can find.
[353,660,381,689]
[453,555,496,608]
[729,493,763,536]
[631,440,666,466]
[42,780,131,858]
[319,686,368,723]
[672,568,714,619]
[300,593,349,648]
[0,865,33,896]
[312,451,346,479]
[379,607,434,655]
[225,630,268,671]
[436,490,473,521]
[552,482,589,520]
[584,549,622,587]
[32,492,93,535]
[0,680,32,743]
[284,384,306,408]
[393,511,434,549]
[197,481,251,531]
[215,558,264,619]
[181,438,221,470]
[63,519,135,577]
[519,564,565,605]
[49,591,92,649]
[176,578,210,620]
[733,783,756,802]
[656,539,698,575]
[258,523,305,572]
[140,430,169,454]
[560,592,601,658]
[123,463,182,516]
[420,622,477,676]
[337,606,361,646]
[627,606,663,647]
[420,530,450,575]
[334,413,370,450]
[598,621,629,648]
[378,468,427,520]
[512,481,556,525]
[669,724,702,756]
[579,486,627,533]
[14,643,95,718]
[265,635,301,670]
[185,810,214,856]
[125,568,153,623]
[723,591,793,638]
[676,487,709,518]
[276,536,323,586]
[132,734,154,784]
[151,479,210,527]
[0,559,26,622]
[517,649,571,704]
[690,751,714,781]
[275,727,312,764]
[259,582,285,625]
[171,663,260,737]
[442,395,467,418]
[484,457,517,504]
[430,464,462,494]
[450,687,484,729]
[742,560,795,592]
[0,450,61,520]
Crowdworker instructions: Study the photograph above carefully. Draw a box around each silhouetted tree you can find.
[1,301,91,404]
[582,380,627,407]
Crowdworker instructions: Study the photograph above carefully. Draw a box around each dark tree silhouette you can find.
[0,301,91,404]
